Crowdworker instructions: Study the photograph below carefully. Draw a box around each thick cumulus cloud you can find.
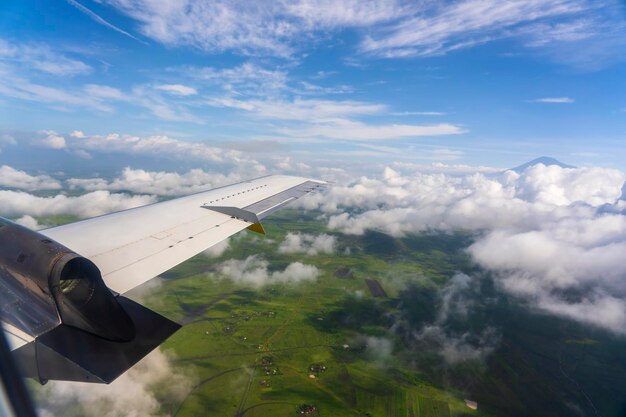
[0,165,61,191]
[278,232,336,255]
[37,349,193,417]
[0,190,155,219]
[68,167,247,196]
[217,255,319,286]
[14,215,44,230]
[303,164,626,334]
[306,164,625,235]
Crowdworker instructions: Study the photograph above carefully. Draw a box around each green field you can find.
[33,209,626,416]
[126,209,478,417]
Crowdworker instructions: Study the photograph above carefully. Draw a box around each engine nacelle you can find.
[0,218,134,341]
[0,217,180,384]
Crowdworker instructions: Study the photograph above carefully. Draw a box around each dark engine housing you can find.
[0,218,180,384]
[0,217,134,341]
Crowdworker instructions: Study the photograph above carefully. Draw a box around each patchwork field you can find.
[32,209,626,417]
[132,210,478,417]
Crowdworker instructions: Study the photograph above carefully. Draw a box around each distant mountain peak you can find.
[511,156,575,173]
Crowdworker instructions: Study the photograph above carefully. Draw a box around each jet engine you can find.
[0,218,180,384]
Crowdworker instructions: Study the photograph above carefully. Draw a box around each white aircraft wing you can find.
[41,175,324,295]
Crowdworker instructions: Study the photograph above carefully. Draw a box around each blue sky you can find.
[1,0,626,171]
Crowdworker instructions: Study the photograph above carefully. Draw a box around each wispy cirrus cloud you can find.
[0,39,92,76]
[0,67,113,112]
[176,62,288,95]
[101,0,406,56]
[533,97,575,103]
[155,84,198,96]
[65,0,145,43]
[208,97,384,121]
[392,111,447,116]
[98,0,617,64]
[361,0,588,58]
[278,119,466,141]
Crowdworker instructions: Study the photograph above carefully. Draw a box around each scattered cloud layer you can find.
[0,190,155,219]
[0,39,92,76]
[102,0,405,56]
[100,0,611,61]
[278,233,336,255]
[30,131,264,170]
[37,348,193,417]
[0,165,61,191]
[361,0,588,57]
[217,255,320,286]
[297,162,626,334]
[68,167,246,196]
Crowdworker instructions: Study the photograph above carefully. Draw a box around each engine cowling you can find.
[0,217,135,342]
[0,217,181,384]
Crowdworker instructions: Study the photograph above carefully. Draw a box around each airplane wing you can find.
[0,175,325,383]
[41,174,324,295]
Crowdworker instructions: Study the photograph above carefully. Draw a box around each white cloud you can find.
[0,134,17,146]
[67,167,256,196]
[278,233,336,255]
[203,238,230,258]
[391,161,501,175]
[180,62,288,95]
[100,0,608,62]
[69,130,85,138]
[468,218,626,333]
[533,97,575,103]
[271,262,320,282]
[35,130,67,149]
[296,162,626,334]
[37,348,193,417]
[0,68,113,112]
[279,120,466,140]
[84,84,126,100]
[360,335,393,365]
[416,325,499,365]
[392,111,446,116]
[14,215,44,230]
[308,165,624,236]
[102,0,405,56]
[66,133,262,168]
[0,190,155,218]
[0,39,92,76]
[155,84,198,96]
[65,0,144,43]
[209,97,384,121]
[0,165,62,191]
[438,273,473,322]
[130,85,202,123]
[217,255,319,286]
[361,0,588,57]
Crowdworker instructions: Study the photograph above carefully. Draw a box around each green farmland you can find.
[133,209,478,417]
[34,209,626,417]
